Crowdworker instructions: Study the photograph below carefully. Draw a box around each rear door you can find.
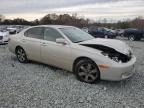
[22,27,44,61]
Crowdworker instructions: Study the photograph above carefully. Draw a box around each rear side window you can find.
[24,27,44,39]
[97,28,104,32]
[88,26,98,32]
[44,27,62,42]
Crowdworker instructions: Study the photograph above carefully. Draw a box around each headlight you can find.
[101,51,121,63]
[101,52,109,57]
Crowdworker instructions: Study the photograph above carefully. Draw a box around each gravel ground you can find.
[0,38,144,108]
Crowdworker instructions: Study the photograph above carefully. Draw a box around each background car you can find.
[115,29,124,37]
[0,30,9,44]
[8,25,136,84]
[6,27,17,34]
[88,26,117,39]
[123,28,144,41]
[82,27,88,33]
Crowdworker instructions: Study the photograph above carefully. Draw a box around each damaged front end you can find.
[81,44,132,63]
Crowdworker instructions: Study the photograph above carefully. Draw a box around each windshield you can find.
[59,27,94,43]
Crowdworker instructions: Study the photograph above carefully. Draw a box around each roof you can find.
[34,25,74,29]
[21,25,75,33]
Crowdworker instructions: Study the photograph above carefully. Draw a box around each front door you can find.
[41,27,72,70]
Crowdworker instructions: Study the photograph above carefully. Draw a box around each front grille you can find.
[0,36,3,40]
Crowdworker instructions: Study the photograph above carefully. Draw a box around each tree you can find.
[2,18,32,25]
[130,17,144,30]
[39,13,89,27]
[32,19,39,25]
[0,14,5,22]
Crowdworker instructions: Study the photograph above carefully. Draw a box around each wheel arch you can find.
[15,45,28,63]
[73,56,101,82]
[15,46,26,55]
[72,56,100,72]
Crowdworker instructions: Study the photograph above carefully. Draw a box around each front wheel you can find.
[74,59,100,84]
[16,47,28,63]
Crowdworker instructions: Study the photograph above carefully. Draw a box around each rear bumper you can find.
[99,56,136,81]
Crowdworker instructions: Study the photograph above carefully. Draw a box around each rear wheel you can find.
[128,35,135,41]
[74,59,100,84]
[16,47,28,63]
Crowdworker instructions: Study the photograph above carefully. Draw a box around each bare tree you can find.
[0,14,5,22]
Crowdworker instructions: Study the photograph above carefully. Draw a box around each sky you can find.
[0,0,144,22]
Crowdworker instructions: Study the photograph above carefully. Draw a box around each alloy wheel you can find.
[16,48,27,63]
[129,35,135,41]
[77,62,99,83]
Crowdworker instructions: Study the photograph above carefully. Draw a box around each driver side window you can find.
[44,27,63,42]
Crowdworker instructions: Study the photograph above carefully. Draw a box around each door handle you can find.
[41,43,47,46]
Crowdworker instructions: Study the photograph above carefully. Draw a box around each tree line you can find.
[0,14,144,29]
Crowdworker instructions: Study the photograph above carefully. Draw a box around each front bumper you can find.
[99,55,136,81]
[0,40,9,44]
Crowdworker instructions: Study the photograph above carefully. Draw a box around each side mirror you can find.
[56,38,68,45]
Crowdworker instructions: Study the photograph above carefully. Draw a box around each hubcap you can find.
[78,63,98,82]
[105,35,108,38]
[129,36,134,41]
[17,49,26,62]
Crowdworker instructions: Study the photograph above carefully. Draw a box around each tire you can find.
[74,59,100,84]
[16,47,28,63]
[128,35,135,41]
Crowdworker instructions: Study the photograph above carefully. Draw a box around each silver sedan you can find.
[8,25,136,84]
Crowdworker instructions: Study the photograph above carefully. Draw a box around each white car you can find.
[0,31,9,44]
[7,27,17,34]
[8,25,136,83]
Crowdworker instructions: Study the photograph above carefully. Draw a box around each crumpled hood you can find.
[79,38,131,55]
